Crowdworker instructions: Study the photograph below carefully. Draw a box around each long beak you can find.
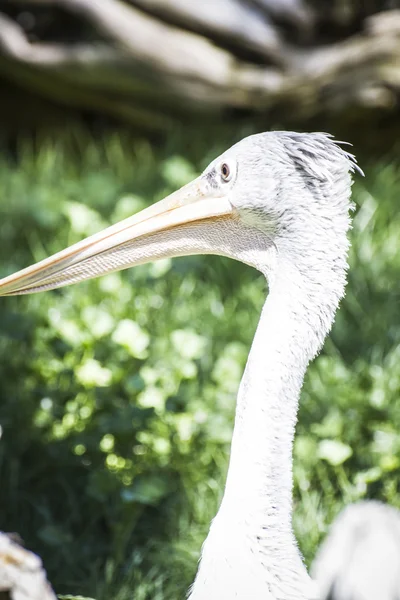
[0,178,233,296]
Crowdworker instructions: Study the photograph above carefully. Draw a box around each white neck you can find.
[189,232,348,600]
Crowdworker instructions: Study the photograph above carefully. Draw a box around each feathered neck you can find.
[189,166,354,600]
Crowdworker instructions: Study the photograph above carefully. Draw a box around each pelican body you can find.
[0,132,360,599]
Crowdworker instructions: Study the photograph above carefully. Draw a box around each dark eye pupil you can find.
[221,163,230,179]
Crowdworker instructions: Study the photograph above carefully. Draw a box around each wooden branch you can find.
[42,0,239,85]
[0,6,282,111]
[0,12,175,128]
[129,0,281,61]
[0,533,56,600]
[250,0,313,30]
[0,0,399,129]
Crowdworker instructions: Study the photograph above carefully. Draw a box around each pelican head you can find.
[0,131,359,297]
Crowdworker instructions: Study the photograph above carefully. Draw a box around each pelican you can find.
[0,131,383,599]
[312,501,400,600]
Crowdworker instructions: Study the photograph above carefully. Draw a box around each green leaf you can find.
[318,439,353,466]
[171,329,207,360]
[58,596,97,600]
[76,358,112,387]
[63,201,105,235]
[162,156,197,187]
[121,474,170,506]
[112,319,150,358]
[38,525,72,546]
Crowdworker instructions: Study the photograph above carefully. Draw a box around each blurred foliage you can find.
[0,133,399,599]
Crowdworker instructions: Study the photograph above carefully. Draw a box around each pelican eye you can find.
[220,162,231,182]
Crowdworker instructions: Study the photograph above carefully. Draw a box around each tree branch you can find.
[0,533,56,600]
[0,1,399,129]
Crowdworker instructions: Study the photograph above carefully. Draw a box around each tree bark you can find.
[0,0,399,133]
[0,533,56,600]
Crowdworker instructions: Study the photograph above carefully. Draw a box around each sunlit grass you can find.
[0,134,399,599]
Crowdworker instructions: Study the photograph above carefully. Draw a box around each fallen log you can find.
[0,0,398,132]
[0,532,56,600]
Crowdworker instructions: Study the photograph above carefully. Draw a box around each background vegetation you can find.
[0,130,399,599]
[0,2,399,598]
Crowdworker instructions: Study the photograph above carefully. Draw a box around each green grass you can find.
[0,133,399,599]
